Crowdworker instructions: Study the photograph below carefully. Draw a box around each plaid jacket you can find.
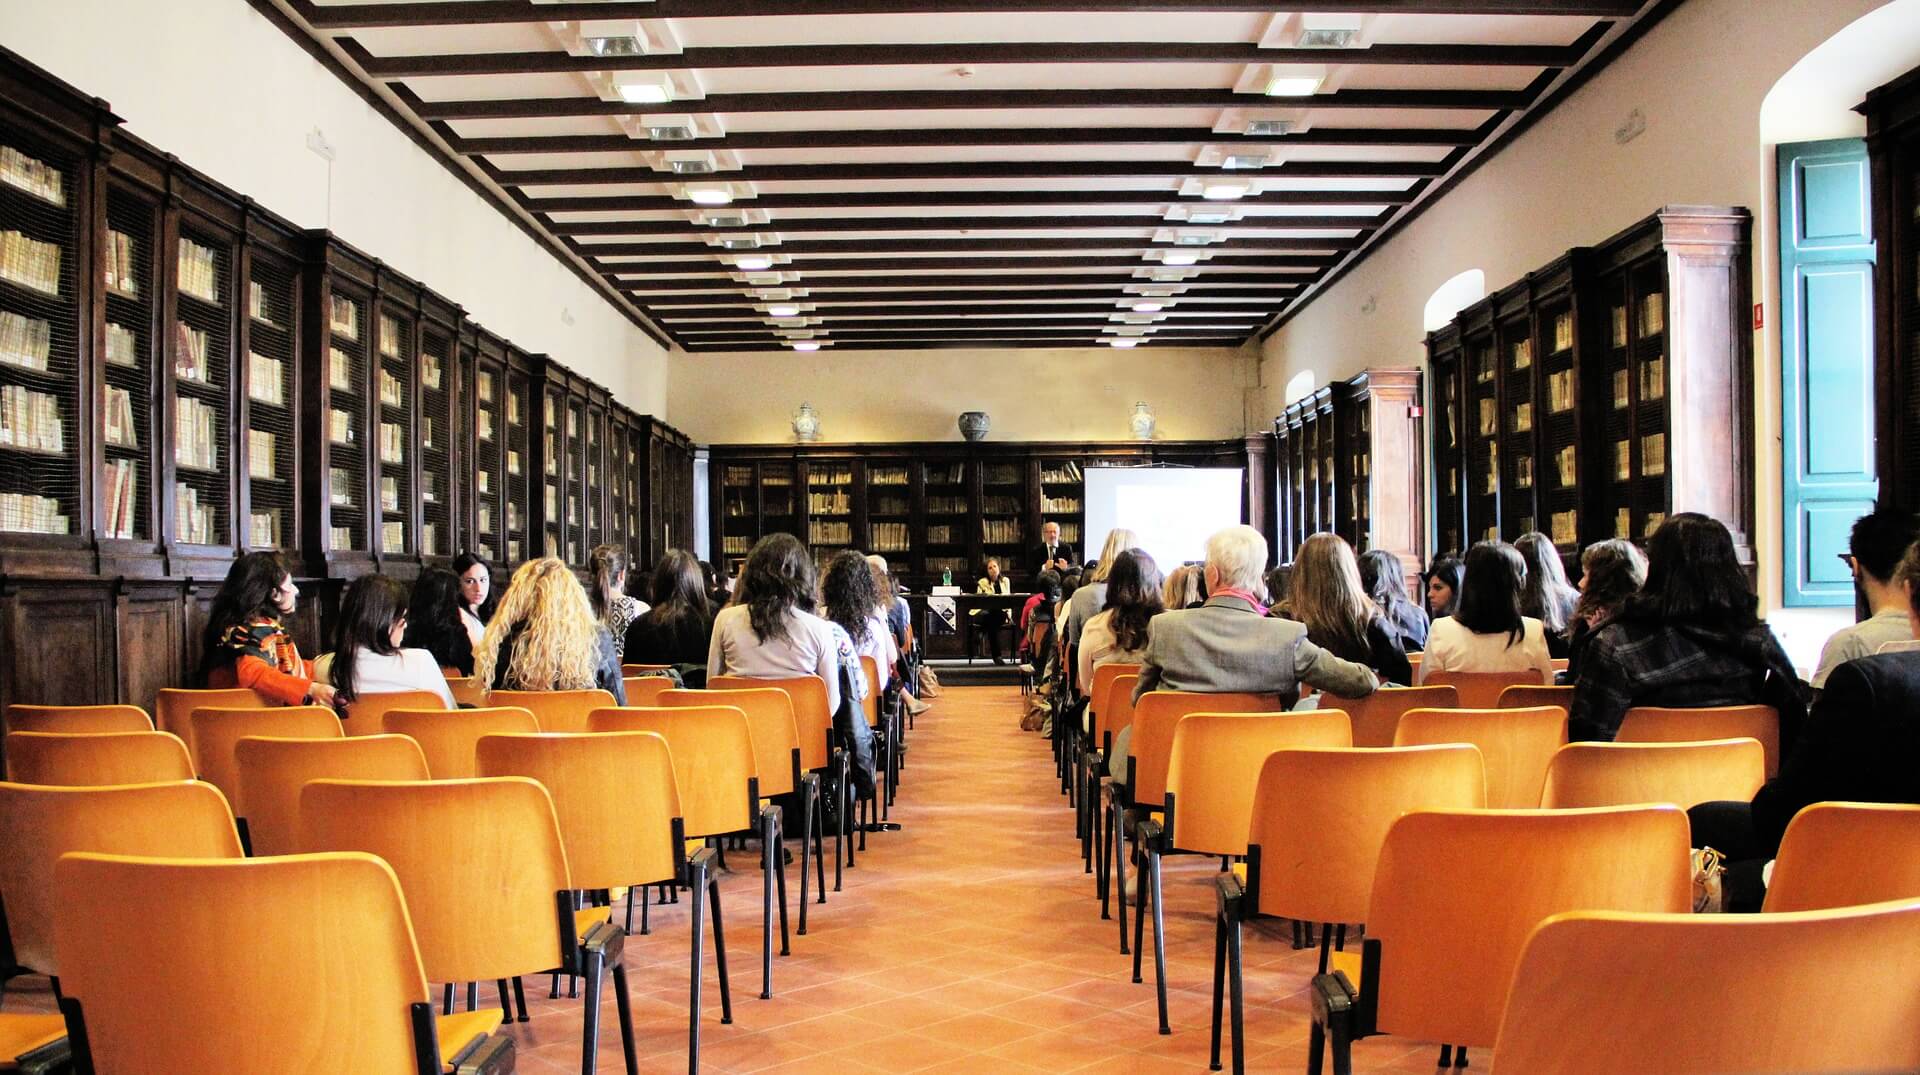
[1568,617,1806,744]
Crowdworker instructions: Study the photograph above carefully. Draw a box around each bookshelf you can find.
[866,459,911,560]
[304,236,374,574]
[374,294,416,561]
[468,329,505,565]
[1426,207,1751,560]
[922,457,971,584]
[804,457,856,571]
[585,393,606,552]
[641,416,692,565]
[503,358,533,567]
[1271,372,1423,579]
[240,238,302,557]
[97,181,154,555]
[565,393,587,563]
[416,291,459,562]
[1866,66,1920,512]
[1037,458,1085,553]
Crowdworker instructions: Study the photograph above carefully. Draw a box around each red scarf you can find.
[1210,587,1269,617]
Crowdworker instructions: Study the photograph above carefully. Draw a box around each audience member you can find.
[199,551,333,707]
[1516,532,1580,659]
[451,551,494,647]
[402,567,475,676]
[1810,504,1920,689]
[588,544,649,660]
[474,557,625,703]
[871,554,929,717]
[824,549,897,690]
[1064,528,1140,648]
[1078,549,1164,691]
[971,556,1014,663]
[1689,540,1920,910]
[318,574,454,707]
[1569,513,1803,742]
[1291,534,1412,686]
[1565,538,1647,678]
[1033,520,1076,575]
[622,549,714,671]
[1424,554,1464,620]
[1262,566,1290,617]
[1162,564,1204,610]
[1358,548,1429,653]
[700,559,733,611]
[1417,540,1555,686]
[707,533,858,716]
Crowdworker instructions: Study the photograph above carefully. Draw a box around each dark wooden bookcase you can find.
[1271,369,1424,583]
[1864,65,1920,510]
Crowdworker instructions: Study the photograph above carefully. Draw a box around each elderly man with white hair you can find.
[1131,524,1379,704]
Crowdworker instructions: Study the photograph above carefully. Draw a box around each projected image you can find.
[1085,467,1244,569]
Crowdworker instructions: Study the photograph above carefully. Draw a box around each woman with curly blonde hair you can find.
[473,557,626,702]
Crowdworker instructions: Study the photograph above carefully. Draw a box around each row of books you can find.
[380,422,405,465]
[926,463,965,485]
[421,350,443,391]
[721,535,751,554]
[174,397,218,471]
[174,321,211,383]
[381,520,406,555]
[174,481,215,544]
[329,347,358,393]
[330,525,354,552]
[1,491,68,534]
[329,408,355,446]
[1041,461,1084,484]
[869,466,908,486]
[249,509,280,549]
[926,557,968,578]
[0,384,62,453]
[1040,496,1080,513]
[249,352,285,406]
[328,294,360,342]
[248,281,276,328]
[981,518,1025,544]
[103,460,135,539]
[103,230,136,297]
[807,520,851,545]
[982,464,1020,485]
[379,314,405,360]
[103,386,137,449]
[380,369,404,408]
[870,522,909,554]
[927,525,953,545]
[982,495,1020,514]
[927,496,966,514]
[0,145,64,206]
[105,323,135,367]
[177,239,220,304]
[0,309,51,371]
[248,430,277,481]
[807,466,854,486]
[1,229,61,296]
[807,490,850,514]
[870,495,907,515]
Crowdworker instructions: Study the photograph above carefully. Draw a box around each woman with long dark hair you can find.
[1563,538,1648,680]
[823,549,897,689]
[1424,554,1465,620]
[1359,548,1429,653]
[1515,532,1580,658]
[1571,513,1803,742]
[402,567,475,676]
[1417,540,1554,685]
[623,550,714,669]
[707,533,860,716]
[587,544,648,659]
[322,574,454,706]
[1076,549,1164,691]
[1291,534,1411,686]
[451,551,495,646]
[200,551,333,707]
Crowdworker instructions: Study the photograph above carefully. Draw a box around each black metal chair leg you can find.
[774,818,791,956]
[1131,844,1148,983]
[1116,805,1131,955]
[467,981,479,1012]
[497,979,511,1021]
[579,948,606,1075]
[708,867,733,1024]
[1455,1046,1469,1069]
[443,982,455,1014]
[612,962,640,1075]
[813,779,827,903]
[1439,1045,1453,1068]
[688,861,707,1075]
[549,972,559,1000]
[1096,792,1110,916]
[1228,914,1246,1075]
[760,812,776,1000]
[1150,850,1170,1035]
[1209,912,1227,1072]
[798,778,814,936]
[1317,924,1333,975]
[512,976,529,1022]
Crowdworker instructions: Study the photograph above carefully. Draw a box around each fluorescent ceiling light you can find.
[768,304,801,317]
[1107,338,1140,348]
[687,186,733,206]
[1245,118,1295,136]
[734,255,774,271]
[1174,232,1219,247]
[1265,66,1327,97]
[1185,209,1235,225]
[1296,13,1367,49]
[1161,252,1198,266]
[702,213,748,228]
[615,75,675,104]
[1221,154,1270,170]
[718,235,762,250]
[1132,301,1165,313]
[647,122,696,141]
[791,341,820,352]
[668,158,714,175]
[583,35,644,57]
[1201,181,1249,200]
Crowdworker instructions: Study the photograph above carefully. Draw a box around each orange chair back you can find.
[187,705,341,804]
[381,706,539,779]
[623,675,676,707]
[233,735,430,856]
[622,663,671,675]
[337,690,446,738]
[0,780,242,975]
[858,655,882,729]
[446,671,489,708]
[53,851,443,1074]
[5,704,151,735]
[1492,900,1920,1074]
[154,687,273,740]
[1368,805,1691,1048]
[1497,684,1573,711]
[477,730,684,891]
[4,731,193,786]
[711,675,833,772]
[1086,663,1141,731]
[1164,711,1351,857]
[1549,657,1569,673]
[485,688,617,734]
[1421,670,1546,709]
[1765,802,1920,912]
[589,705,756,839]
[1394,706,1567,809]
[662,688,799,797]
[1617,704,1781,777]
[1246,745,1485,926]
[300,777,572,983]
[1341,685,1458,748]
[1129,691,1279,805]
[1540,738,1764,810]
[1097,673,1143,749]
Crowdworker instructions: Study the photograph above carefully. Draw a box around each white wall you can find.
[668,344,1255,444]
[0,0,670,414]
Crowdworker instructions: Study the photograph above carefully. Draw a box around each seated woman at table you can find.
[971,557,1014,663]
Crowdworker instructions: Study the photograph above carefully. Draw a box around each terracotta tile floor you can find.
[3,685,1466,1072]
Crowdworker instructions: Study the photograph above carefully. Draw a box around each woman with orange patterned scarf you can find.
[198,551,335,707]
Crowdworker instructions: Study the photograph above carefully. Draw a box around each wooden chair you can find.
[1617,704,1781,777]
[4,731,193,786]
[1076,663,1141,871]
[233,734,430,855]
[1109,690,1279,956]
[476,730,731,1067]
[1549,657,1569,674]
[1092,672,1143,919]
[382,706,539,779]
[1309,805,1692,1074]
[53,851,512,1074]
[1394,706,1567,809]
[621,663,671,675]
[1539,738,1764,810]
[1135,710,1351,1034]
[1340,685,1459,748]
[622,675,675,707]
[710,674,849,891]
[1765,802,1920,912]
[153,686,273,740]
[1491,900,1920,1074]
[300,777,637,1075]
[339,690,447,738]
[1420,670,1547,709]
[590,704,787,1000]
[445,670,489,708]
[4,704,151,735]
[1213,744,1486,1073]
[0,1012,64,1071]
[1497,683,1573,711]
[0,780,243,981]
[662,687,826,933]
[858,654,897,822]
[486,688,616,734]
[187,705,341,805]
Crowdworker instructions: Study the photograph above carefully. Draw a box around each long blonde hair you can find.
[1163,563,1202,608]
[1289,533,1377,656]
[472,557,601,691]
[1089,527,1139,584]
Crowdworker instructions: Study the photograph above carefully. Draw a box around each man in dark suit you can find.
[1033,520,1076,577]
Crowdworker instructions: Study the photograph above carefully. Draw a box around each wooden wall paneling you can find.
[0,580,114,716]
[114,579,184,715]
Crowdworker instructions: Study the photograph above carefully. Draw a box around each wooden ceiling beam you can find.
[661,302,1291,321]
[551,213,1384,238]
[624,272,1313,291]
[678,323,1259,338]
[519,186,1417,214]
[648,286,1305,305]
[583,235,1361,258]
[444,126,1481,155]
[600,253,1330,273]
[492,159,1434,187]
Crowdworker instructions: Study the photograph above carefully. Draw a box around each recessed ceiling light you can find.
[1265,67,1327,97]
[1296,13,1368,49]
[1161,252,1198,266]
[1245,118,1295,137]
[668,158,714,175]
[1185,209,1235,225]
[791,341,820,352]
[1132,301,1165,313]
[718,235,762,250]
[703,213,747,228]
[1108,338,1140,348]
[687,186,732,206]
[1201,181,1250,201]
[615,75,675,105]
[583,35,644,57]
[768,304,801,317]
[647,122,696,142]
[1173,232,1218,247]
[1221,154,1270,170]
[735,255,774,271]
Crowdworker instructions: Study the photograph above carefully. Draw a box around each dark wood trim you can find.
[624,272,1316,291]
[585,236,1365,260]
[499,160,1437,188]
[443,126,1485,155]
[660,301,1291,321]
[648,286,1314,305]
[550,214,1388,239]
[681,338,1246,353]
[619,255,1331,274]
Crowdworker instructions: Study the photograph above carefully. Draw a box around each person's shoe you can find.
[904,694,931,716]
[1120,864,1138,906]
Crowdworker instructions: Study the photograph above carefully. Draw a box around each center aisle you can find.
[507,686,1442,1073]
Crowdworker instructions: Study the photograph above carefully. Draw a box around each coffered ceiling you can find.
[259,0,1671,354]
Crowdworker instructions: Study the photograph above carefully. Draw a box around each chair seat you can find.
[1229,861,1247,885]
[685,837,708,858]
[436,1008,506,1070]
[1328,947,1365,992]
[573,905,610,941]
[0,1012,65,1062]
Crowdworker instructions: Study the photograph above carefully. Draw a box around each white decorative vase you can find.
[791,402,822,443]
[1129,401,1156,441]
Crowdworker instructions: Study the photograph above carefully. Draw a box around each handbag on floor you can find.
[917,665,942,698]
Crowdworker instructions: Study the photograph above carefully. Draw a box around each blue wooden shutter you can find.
[1779,138,1877,606]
